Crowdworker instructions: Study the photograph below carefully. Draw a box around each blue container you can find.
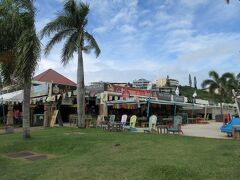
[220,118,240,136]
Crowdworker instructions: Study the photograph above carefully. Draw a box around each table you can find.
[157,125,168,134]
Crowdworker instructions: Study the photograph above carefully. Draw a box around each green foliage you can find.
[0,128,240,179]
[40,0,100,65]
[0,0,40,84]
[194,76,197,89]
[179,85,214,100]
[188,74,192,87]
[201,71,237,103]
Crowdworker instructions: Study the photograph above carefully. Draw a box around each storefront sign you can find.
[157,93,171,101]
[52,83,76,95]
[173,95,184,102]
[31,83,49,97]
[105,84,154,97]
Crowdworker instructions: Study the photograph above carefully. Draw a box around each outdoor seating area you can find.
[95,113,184,135]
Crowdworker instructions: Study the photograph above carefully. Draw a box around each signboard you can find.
[105,84,155,97]
[31,83,49,97]
[52,83,76,95]
[157,93,171,101]
[173,95,184,102]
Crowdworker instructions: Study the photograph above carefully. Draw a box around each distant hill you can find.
[178,86,214,101]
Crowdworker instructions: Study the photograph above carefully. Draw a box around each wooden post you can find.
[7,104,14,125]
[44,103,51,127]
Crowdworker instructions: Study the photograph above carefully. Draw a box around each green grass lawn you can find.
[0,128,240,180]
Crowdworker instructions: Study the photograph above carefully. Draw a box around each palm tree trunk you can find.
[22,78,31,138]
[77,47,85,128]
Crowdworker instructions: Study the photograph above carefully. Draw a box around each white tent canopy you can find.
[0,90,23,103]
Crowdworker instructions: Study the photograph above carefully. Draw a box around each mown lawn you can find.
[0,128,239,180]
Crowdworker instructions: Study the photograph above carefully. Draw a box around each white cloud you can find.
[35,0,240,88]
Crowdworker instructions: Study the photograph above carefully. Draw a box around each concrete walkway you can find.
[182,121,230,139]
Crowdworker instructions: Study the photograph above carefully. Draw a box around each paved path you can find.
[182,121,230,139]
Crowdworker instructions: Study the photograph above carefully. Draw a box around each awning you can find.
[149,99,206,109]
[106,99,147,106]
[0,90,23,103]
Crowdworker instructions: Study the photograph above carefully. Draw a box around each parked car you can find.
[220,118,240,137]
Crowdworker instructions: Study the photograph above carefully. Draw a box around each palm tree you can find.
[0,0,40,138]
[202,71,235,121]
[41,0,100,128]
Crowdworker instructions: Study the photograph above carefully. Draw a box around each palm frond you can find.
[0,62,16,85]
[40,15,73,39]
[44,28,76,55]
[64,0,77,14]
[208,83,219,94]
[201,79,216,88]
[84,31,101,57]
[77,2,89,28]
[61,31,78,65]
[15,29,40,82]
[222,72,235,80]
[209,70,219,82]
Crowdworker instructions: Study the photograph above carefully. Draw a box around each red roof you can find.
[33,69,76,86]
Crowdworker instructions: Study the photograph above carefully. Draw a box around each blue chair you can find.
[220,118,240,137]
[167,116,183,134]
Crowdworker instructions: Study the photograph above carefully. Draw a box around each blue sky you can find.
[35,0,240,87]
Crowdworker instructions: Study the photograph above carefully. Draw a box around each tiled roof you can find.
[33,69,76,86]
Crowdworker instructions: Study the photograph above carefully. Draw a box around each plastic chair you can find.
[109,114,115,124]
[123,115,137,131]
[144,115,157,133]
[167,116,183,134]
[121,114,128,125]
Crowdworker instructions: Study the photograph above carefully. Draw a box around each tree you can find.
[0,0,40,138]
[194,76,197,89]
[41,0,100,128]
[189,74,192,87]
[201,71,234,121]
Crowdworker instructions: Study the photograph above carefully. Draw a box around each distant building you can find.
[156,78,179,87]
[132,78,150,89]
[156,77,179,94]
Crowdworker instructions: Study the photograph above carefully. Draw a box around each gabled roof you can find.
[33,69,76,86]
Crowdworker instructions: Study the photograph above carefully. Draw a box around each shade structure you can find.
[106,99,147,106]
[0,90,23,103]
